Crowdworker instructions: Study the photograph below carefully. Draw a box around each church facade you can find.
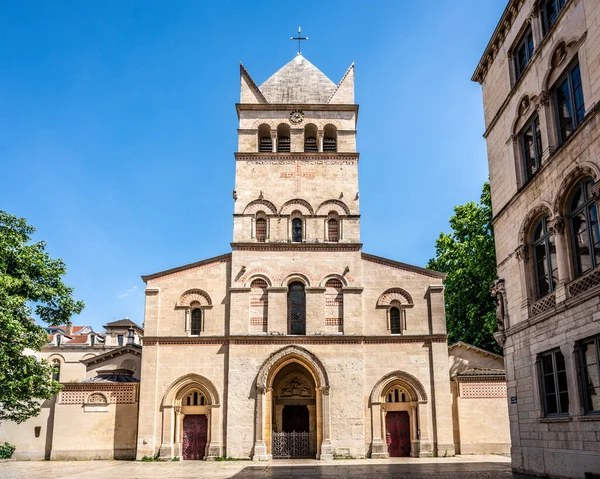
[135,54,457,461]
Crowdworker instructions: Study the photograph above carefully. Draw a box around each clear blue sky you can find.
[0,0,506,332]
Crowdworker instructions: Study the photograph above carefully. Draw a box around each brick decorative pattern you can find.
[460,381,507,399]
[567,267,600,298]
[325,318,343,326]
[179,289,212,307]
[531,292,556,316]
[59,384,138,404]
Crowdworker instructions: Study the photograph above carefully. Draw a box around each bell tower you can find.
[232,54,359,246]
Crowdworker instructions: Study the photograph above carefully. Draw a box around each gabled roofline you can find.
[80,345,142,366]
[448,341,504,359]
[141,253,232,282]
[327,62,354,104]
[361,252,446,279]
[240,62,268,103]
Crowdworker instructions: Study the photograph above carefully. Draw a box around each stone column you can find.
[173,407,182,457]
[536,92,557,160]
[253,386,269,461]
[159,405,175,459]
[549,216,570,303]
[370,403,389,458]
[417,402,433,457]
[271,130,277,153]
[319,386,333,460]
[318,131,324,152]
[410,405,419,457]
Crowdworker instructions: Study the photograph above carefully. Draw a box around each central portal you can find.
[271,363,317,458]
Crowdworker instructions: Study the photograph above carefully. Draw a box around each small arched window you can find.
[325,278,343,331]
[258,124,272,152]
[532,215,557,298]
[52,359,61,382]
[185,390,206,406]
[292,218,303,243]
[277,124,290,152]
[323,124,337,152]
[304,124,318,152]
[327,218,339,242]
[288,282,306,335]
[256,217,267,242]
[250,279,268,331]
[191,308,203,335]
[390,307,402,335]
[386,388,407,403]
[569,177,600,277]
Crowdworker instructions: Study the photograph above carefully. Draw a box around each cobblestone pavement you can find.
[0,455,518,479]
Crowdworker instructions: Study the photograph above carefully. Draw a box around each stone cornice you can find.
[234,152,359,162]
[361,252,446,279]
[236,103,359,116]
[142,253,232,283]
[142,334,448,346]
[231,243,362,252]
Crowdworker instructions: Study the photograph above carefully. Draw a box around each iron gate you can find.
[272,431,315,458]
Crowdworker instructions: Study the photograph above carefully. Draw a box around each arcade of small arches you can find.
[245,198,350,244]
[257,123,339,153]
[515,167,600,321]
[176,281,413,337]
[158,347,430,461]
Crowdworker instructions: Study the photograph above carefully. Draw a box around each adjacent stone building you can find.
[473,0,600,476]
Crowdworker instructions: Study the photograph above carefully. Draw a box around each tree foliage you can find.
[427,182,499,353]
[0,211,84,423]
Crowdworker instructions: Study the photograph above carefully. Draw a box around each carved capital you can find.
[591,182,600,202]
[256,386,267,395]
[536,91,550,110]
[515,244,529,262]
[511,134,519,144]
[321,386,330,396]
[548,216,565,235]
[531,0,542,16]
[490,278,506,296]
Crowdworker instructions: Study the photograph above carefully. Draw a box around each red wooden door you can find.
[183,415,207,460]
[385,411,411,457]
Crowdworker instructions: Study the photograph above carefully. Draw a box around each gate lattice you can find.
[272,431,315,458]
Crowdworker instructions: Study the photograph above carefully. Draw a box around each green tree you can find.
[427,182,499,353]
[0,211,84,423]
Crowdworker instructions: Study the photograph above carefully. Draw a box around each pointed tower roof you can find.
[258,55,337,104]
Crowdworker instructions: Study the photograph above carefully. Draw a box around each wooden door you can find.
[183,414,207,460]
[385,411,411,457]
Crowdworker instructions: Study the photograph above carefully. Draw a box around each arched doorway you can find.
[271,363,317,458]
[370,371,431,458]
[159,374,221,460]
[253,346,332,461]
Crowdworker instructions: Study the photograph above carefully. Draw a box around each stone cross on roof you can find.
[290,26,308,55]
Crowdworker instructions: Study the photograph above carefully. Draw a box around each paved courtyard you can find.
[0,455,524,479]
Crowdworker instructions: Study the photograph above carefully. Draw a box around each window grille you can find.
[304,137,318,152]
[191,309,203,335]
[277,136,290,152]
[250,279,268,332]
[288,282,306,335]
[327,219,339,242]
[292,218,303,243]
[256,218,267,242]
[259,137,272,152]
[323,137,336,152]
[390,307,402,334]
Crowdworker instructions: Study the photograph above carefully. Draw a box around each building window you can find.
[292,218,303,243]
[327,218,339,242]
[324,278,343,331]
[520,115,543,181]
[304,124,318,152]
[52,359,60,382]
[191,308,203,335]
[542,0,567,35]
[514,27,534,80]
[117,334,124,346]
[56,335,61,346]
[568,177,600,277]
[256,217,267,242]
[532,216,557,298]
[250,278,268,331]
[579,336,600,414]
[186,390,206,406]
[277,124,291,152]
[554,62,585,145]
[90,335,95,346]
[540,349,569,416]
[390,307,402,334]
[323,124,337,152]
[287,282,306,335]
[258,124,272,152]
